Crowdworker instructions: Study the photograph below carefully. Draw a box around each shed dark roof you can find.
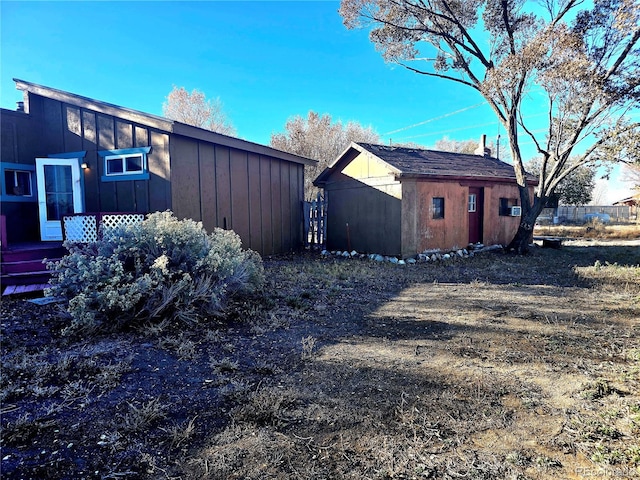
[357,143,536,181]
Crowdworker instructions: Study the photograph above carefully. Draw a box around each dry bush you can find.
[47,211,264,334]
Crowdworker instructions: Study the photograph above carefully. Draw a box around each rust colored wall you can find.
[410,180,470,254]
[320,148,534,257]
[407,180,529,254]
[170,135,306,255]
[482,183,530,246]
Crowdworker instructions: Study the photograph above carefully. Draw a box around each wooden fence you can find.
[303,194,327,249]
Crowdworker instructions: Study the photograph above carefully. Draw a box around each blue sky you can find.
[0,1,635,201]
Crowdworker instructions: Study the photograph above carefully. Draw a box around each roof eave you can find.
[14,78,174,131]
[172,123,316,166]
[396,172,540,185]
[14,78,317,167]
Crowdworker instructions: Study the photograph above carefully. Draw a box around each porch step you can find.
[1,245,66,263]
[1,243,67,288]
[1,258,57,275]
[1,270,56,287]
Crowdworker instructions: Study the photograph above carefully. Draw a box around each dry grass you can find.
[2,244,639,479]
[180,245,640,480]
[534,222,640,240]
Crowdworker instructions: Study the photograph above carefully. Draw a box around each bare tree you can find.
[622,163,640,188]
[163,86,236,136]
[528,158,596,206]
[271,111,380,200]
[340,0,640,253]
[434,135,496,155]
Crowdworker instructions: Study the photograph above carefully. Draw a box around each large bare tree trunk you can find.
[506,199,545,254]
[506,222,534,254]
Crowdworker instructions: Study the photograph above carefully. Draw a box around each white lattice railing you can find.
[62,213,145,243]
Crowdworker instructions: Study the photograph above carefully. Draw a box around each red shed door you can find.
[468,187,484,244]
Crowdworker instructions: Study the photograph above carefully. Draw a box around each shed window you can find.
[468,194,477,213]
[432,197,445,219]
[99,146,151,182]
[499,197,519,216]
[4,169,33,197]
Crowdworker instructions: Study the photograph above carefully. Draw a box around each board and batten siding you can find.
[169,135,305,255]
[27,93,171,215]
[320,149,402,255]
[0,109,41,243]
[5,84,311,253]
[324,175,402,256]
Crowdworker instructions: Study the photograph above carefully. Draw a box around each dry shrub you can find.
[47,211,264,334]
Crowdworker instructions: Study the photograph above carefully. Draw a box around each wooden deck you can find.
[2,284,52,296]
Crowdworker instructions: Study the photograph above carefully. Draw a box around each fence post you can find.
[303,201,311,248]
[321,192,327,249]
[303,193,327,250]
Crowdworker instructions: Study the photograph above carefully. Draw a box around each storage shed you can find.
[1,79,315,255]
[314,141,537,258]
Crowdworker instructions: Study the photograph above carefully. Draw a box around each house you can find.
[613,192,639,221]
[1,79,316,257]
[313,139,537,258]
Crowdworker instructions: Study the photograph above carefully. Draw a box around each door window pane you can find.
[468,194,477,213]
[44,165,74,220]
[44,165,72,193]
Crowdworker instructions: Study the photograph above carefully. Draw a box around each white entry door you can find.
[35,158,84,241]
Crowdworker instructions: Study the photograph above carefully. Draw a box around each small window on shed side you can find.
[499,197,519,216]
[432,197,445,219]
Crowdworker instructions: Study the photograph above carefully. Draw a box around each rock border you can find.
[320,243,505,265]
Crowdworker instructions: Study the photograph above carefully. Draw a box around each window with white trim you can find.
[468,194,477,213]
[98,146,151,182]
[105,153,145,176]
[4,169,33,197]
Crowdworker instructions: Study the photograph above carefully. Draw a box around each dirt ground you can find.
[1,241,639,479]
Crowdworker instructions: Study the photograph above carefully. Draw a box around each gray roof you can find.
[357,143,535,181]
[315,142,537,186]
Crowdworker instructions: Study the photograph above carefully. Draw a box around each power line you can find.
[383,102,487,136]
[394,113,551,141]
[397,120,498,140]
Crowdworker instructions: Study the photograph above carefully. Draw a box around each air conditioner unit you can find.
[510,206,522,217]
